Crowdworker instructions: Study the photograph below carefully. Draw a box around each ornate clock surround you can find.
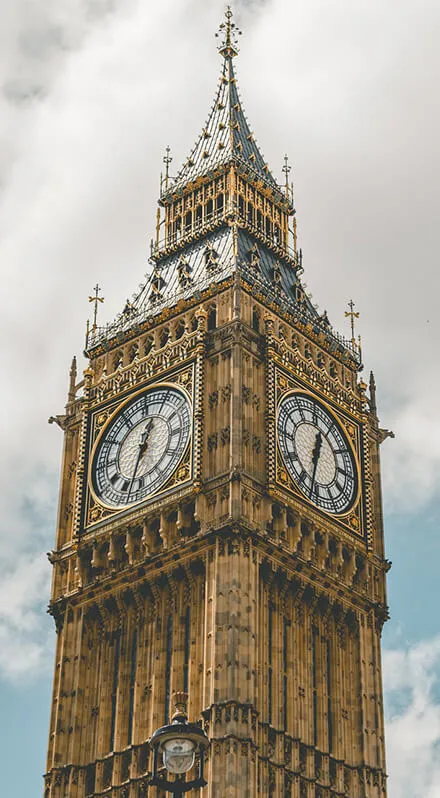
[83,360,198,530]
[270,363,367,541]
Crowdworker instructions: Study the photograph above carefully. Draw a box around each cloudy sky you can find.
[1,0,439,795]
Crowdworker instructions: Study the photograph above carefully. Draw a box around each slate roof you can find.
[87,225,335,351]
[164,51,278,196]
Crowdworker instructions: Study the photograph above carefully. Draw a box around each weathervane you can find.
[345,299,359,346]
[89,283,104,332]
[215,6,242,58]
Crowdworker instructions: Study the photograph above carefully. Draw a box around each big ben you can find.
[45,8,389,798]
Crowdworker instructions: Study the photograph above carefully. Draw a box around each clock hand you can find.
[309,431,323,499]
[126,419,154,501]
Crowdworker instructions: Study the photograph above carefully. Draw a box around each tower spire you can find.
[216,6,242,59]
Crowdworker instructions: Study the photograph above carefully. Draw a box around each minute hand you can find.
[309,431,323,499]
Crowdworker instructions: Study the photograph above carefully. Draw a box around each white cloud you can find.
[384,638,440,798]
[0,554,53,682]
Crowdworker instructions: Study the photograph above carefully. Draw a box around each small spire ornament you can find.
[345,299,359,346]
[88,283,104,332]
[163,145,172,190]
[282,154,291,199]
[216,6,242,59]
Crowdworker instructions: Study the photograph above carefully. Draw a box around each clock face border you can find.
[276,389,360,517]
[84,368,195,526]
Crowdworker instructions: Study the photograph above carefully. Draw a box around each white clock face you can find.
[91,385,191,508]
[277,392,357,514]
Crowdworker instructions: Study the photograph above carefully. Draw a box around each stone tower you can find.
[45,10,389,798]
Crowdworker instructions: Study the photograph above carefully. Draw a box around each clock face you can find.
[277,392,357,515]
[91,385,191,508]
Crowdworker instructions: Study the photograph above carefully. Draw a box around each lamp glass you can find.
[162,737,196,774]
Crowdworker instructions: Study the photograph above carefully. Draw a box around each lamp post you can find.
[149,692,210,796]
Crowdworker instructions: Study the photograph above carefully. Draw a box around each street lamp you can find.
[149,692,210,795]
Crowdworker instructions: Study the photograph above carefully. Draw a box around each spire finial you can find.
[345,299,359,346]
[68,356,77,404]
[88,283,104,332]
[282,154,291,199]
[163,145,172,190]
[216,6,242,59]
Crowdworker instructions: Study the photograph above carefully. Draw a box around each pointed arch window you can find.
[109,632,121,751]
[265,217,272,238]
[208,305,217,331]
[177,255,192,289]
[174,320,185,340]
[164,614,173,724]
[326,638,333,753]
[252,308,260,332]
[184,210,192,234]
[206,198,214,219]
[268,601,273,725]
[183,607,190,694]
[216,193,224,214]
[204,244,219,272]
[127,629,138,745]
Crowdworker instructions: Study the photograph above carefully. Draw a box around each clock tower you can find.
[45,9,389,798]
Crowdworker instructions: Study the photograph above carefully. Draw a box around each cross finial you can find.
[344,299,359,345]
[282,154,291,198]
[88,283,104,331]
[216,6,242,59]
[163,145,172,190]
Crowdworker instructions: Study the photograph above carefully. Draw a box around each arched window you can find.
[128,344,137,363]
[195,205,202,228]
[175,216,182,240]
[252,308,260,332]
[160,328,170,348]
[208,305,217,331]
[238,195,245,217]
[257,209,263,230]
[174,320,185,340]
[216,193,224,214]
[143,336,153,356]
[265,217,272,238]
[247,204,254,226]
[206,198,213,219]
[190,315,198,332]
[184,211,192,233]
[112,351,123,371]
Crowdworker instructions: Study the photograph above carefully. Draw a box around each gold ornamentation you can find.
[176,463,190,482]
[278,468,289,485]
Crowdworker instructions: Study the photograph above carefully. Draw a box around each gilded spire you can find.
[165,10,276,195]
[216,6,242,59]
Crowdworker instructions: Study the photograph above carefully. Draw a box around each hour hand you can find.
[127,420,154,500]
[139,419,154,457]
